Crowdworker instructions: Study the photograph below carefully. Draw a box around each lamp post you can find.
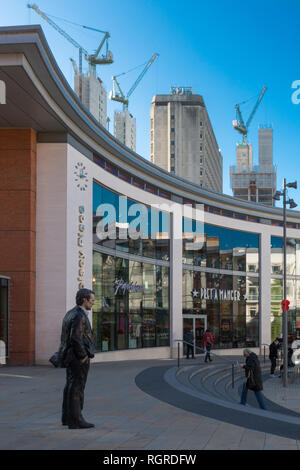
[273,180,297,387]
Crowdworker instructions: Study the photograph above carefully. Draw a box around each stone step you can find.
[173,360,272,409]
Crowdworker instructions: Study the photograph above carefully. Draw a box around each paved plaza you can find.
[1,356,300,451]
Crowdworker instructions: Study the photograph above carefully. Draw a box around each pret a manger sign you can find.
[191,288,247,301]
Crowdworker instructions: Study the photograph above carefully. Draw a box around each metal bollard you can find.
[178,342,180,369]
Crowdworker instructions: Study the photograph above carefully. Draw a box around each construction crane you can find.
[109,53,159,111]
[232,86,267,144]
[27,4,113,83]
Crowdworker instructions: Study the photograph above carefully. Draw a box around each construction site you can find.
[27,3,159,153]
[28,4,277,204]
[230,87,277,206]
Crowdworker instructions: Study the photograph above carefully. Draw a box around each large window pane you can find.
[271,236,283,275]
[246,233,259,273]
[287,239,296,275]
[232,276,246,348]
[271,278,282,341]
[206,273,220,344]
[205,225,220,269]
[142,310,156,347]
[233,231,246,271]
[101,313,116,352]
[246,276,259,347]
[219,228,233,270]
[102,255,115,313]
[182,269,193,313]
[128,312,142,349]
[297,241,300,276]
[93,182,169,259]
[219,274,233,348]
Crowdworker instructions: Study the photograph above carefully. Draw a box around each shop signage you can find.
[77,206,85,289]
[113,278,143,295]
[191,288,247,301]
[0,80,6,104]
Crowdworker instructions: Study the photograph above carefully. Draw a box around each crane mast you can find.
[110,53,159,111]
[27,3,114,99]
[232,86,267,144]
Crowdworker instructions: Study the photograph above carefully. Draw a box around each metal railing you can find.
[174,340,241,388]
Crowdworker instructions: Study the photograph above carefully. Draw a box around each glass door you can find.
[195,317,206,353]
[183,315,207,356]
[183,317,193,357]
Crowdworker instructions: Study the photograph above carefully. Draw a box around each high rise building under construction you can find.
[74,71,107,127]
[230,126,277,206]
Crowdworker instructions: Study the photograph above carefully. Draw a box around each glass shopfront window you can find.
[182,222,260,349]
[233,231,246,272]
[287,239,296,276]
[206,225,220,269]
[271,236,299,275]
[246,233,259,273]
[183,221,259,273]
[92,251,170,352]
[271,277,282,341]
[232,276,246,348]
[246,276,259,347]
[219,229,233,271]
[93,182,170,261]
[270,236,300,342]
[182,269,259,349]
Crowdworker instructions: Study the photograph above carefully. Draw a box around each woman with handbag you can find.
[239,348,267,410]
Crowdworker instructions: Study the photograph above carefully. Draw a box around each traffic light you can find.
[282,299,290,311]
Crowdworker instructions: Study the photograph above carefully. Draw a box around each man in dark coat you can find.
[239,349,266,410]
[185,328,194,359]
[269,338,280,377]
[59,288,95,429]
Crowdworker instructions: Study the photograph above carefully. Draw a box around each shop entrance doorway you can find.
[183,315,207,357]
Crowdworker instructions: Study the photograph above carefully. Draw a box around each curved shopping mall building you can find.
[1,26,300,365]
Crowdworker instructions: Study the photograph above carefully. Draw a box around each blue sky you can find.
[2,0,300,207]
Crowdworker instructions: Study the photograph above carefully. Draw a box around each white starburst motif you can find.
[191,288,198,298]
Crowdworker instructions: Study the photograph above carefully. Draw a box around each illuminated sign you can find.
[191,288,247,301]
[113,278,143,296]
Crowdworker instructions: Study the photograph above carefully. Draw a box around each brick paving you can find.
[1,358,300,450]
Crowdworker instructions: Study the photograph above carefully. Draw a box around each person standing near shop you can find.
[269,338,280,377]
[185,328,195,359]
[59,288,95,429]
[239,348,266,410]
[202,328,214,362]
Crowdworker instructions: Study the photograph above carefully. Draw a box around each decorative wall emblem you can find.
[74,162,88,191]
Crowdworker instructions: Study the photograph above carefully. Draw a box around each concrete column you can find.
[170,209,183,358]
[260,229,271,349]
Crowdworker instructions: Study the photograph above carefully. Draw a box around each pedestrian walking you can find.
[239,348,266,410]
[58,288,96,429]
[202,328,214,362]
[185,328,194,359]
[269,338,280,377]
